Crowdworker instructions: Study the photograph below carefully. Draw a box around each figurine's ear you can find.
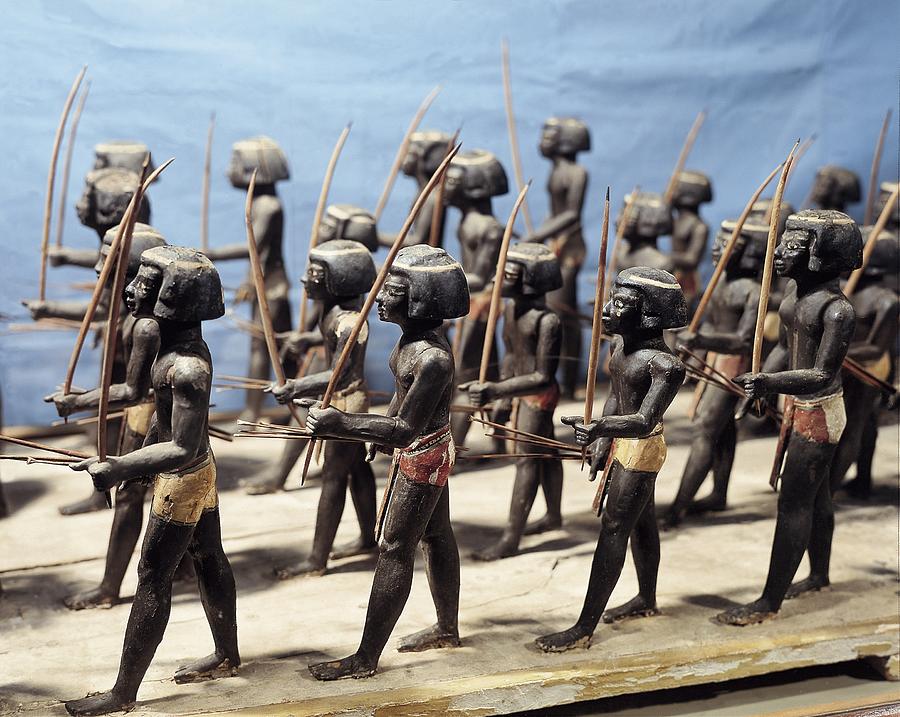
[642,314,662,330]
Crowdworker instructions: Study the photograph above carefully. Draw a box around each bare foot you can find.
[471,538,518,562]
[659,509,683,531]
[59,492,108,516]
[242,473,286,495]
[841,478,871,501]
[602,595,659,623]
[309,653,376,681]
[65,690,134,716]
[330,537,378,561]
[715,598,777,626]
[522,514,562,536]
[273,559,326,580]
[534,625,593,653]
[63,587,118,611]
[687,493,727,514]
[785,575,830,600]
[397,624,460,653]
[174,653,239,684]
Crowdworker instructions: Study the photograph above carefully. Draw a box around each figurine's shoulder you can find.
[252,194,282,215]
[646,349,685,380]
[132,316,161,344]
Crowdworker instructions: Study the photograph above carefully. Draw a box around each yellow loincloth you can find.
[610,423,667,473]
[151,453,218,526]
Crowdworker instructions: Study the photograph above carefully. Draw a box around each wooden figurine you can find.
[65,246,239,715]
[719,210,862,625]
[809,165,861,213]
[205,136,291,421]
[537,267,687,651]
[614,191,674,273]
[663,220,766,527]
[462,242,564,559]
[442,149,509,449]
[669,170,713,311]
[523,117,590,399]
[269,239,378,576]
[304,245,468,680]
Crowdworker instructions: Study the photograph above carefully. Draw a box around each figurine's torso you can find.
[389,329,454,436]
[710,275,760,336]
[608,338,677,415]
[547,161,586,265]
[320,304,368,390]
[503,302,556,378]
[458,210,502,279]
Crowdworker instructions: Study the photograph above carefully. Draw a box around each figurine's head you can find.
[443,150,509,207]
[872,181,899,231]
[604,266,688,335]
[228,136,290,188]
[860,230,899,288]
[809,165,861,210]
[93,141,154,177]
[318,204,378,251]
[502,242,563,298]
[618,191,673,239]
[749,198,796,238]
[713,220,769,276]
[775,210,862,279]
[671,170,713,209]
[539,117,590,158]
[76,168,151,234]
[126,246,224,322]
[402,130,452,179]
[377,245,469,325]
[96,223,167,282]
[304,239,376,301]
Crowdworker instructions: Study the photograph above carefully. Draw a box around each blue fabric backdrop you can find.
[1,0,897,425]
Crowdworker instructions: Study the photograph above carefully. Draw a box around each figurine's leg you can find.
[65,516,194,714]
[472,456,539,561]
[849,411,878,498]
[535,466,654,652]
[175,508,239,683]
[0,476,8,519]
[64,481,149,610]
[332,456,377,560]
[525,452,564,535]
[243,333,270,422]
[399,483,460,652]
[716,438,835,626]
[703,416,737,512]
[244,438,308,495]
[274,441,359,578]
[663,389,736,527]
[309,478,442,680]
[603,486,660,622]
[786,474,834,599]
[834,382,879,499]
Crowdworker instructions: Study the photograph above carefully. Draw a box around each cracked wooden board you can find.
[1,393,897,716]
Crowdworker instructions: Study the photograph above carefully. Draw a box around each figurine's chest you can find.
[458,214,496,250]
[547,169,568,200]
[608,347,651,404]
[711,279,753,328]
[504,308,541,360]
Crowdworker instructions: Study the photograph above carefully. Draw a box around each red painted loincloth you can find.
[521,382,560,412]
[791,391,846,445]
[397,424,455,487]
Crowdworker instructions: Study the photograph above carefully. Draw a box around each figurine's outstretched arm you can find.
[75,355,211,487]
[587,354,684,440]
[307,347,448,447]
[281,319,366,401]
[753,297,854,395]
[49,246,102,268]
[47,317,160,416]
[205,198,279,261]
[525,168,587,243]
[688,284,761,355]
[483,311,561,400]
[23,286,111,323]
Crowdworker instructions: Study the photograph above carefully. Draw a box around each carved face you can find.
[774,229,811,279]
[712,229,745,273]
[401,142,422,177]
[539,124,560,158]
[302,260,329,300]
[75,179,95,228]
[441,166,465,207]
[125,264,162,317]
[501,261,524,297]
[318,214,338,243]
[376,275,410,324]
[603,286,643,335]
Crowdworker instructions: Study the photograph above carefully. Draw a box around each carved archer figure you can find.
[614,191,674,273]
[669,170,713,312]
[243,204,379,496]
[522,117,590,399]
[718,210,862,625]
[267,239,378,576]
[461,242,564,559]
[809,165,861,213]
[205,136,291,421]
[44,224,183,610]
[536,267,687,652]
[378,130,452,248]
[65,246,239,716]
[304,245,468,680]
[663,220,766,527]
[442,150,508,448]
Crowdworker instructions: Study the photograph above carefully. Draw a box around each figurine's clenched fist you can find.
[734,372,770,400]
[295,398,342,435]
[268,379,296,405]
[458,380,494,407]
[560,415,601,446]
[70,456,120,492]
[21,299,48,321]
[44,391,79,418]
